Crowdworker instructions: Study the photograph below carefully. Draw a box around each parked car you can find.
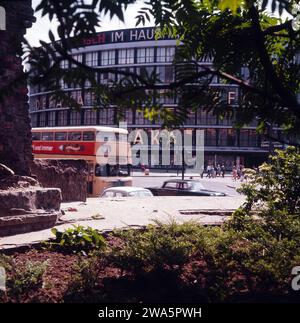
[101,186,154,198]
[147,179,226,196]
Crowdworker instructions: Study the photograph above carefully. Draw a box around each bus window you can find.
[83,131,95,141]
[55,132,68,141]
[68,132,82,141]
[41,132,54,141]
[32,132,41,141]
[95,164,130,177]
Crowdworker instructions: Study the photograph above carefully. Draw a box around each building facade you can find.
[29,27,282,169]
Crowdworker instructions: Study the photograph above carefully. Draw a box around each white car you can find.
[101,186,154,198]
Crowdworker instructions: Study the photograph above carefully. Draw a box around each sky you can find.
[26,0,153,46]
[25,0,291,47]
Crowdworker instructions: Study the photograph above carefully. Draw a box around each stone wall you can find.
[31,159,88,202]
[0,0,34,175]
[0,1,64,236]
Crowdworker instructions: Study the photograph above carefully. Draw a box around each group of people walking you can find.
[231,165,245,181]
[201,164,246,181]
[201,164,226,178]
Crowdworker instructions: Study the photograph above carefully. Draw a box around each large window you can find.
[84,109,97,125]
[205,129,217,146]
[135,110,144,125]
[137,47,154,63]
[99,108,114,124]
[125,109,133,124]
[30,113,38,127]
[248,129,259,147]
[85,52,98,66]
[39,112,46,127]
[48,111,56,126]
[218,129,237,146]
[239,129,251,147]
[100,70,116,84]
[196,109,217,125]
[116,67,135,82]
[71,54,83,67]
[101,50,115,66]
[157,66,174,83]
[70,110,82,126]
[57,110,68,126]
[99,108,107,124]
[185,111,196,125]
[30,97,40,111]
[218,113,234,126]
[84,91,95,106]
[107,109,114,124]
[118,49,134,64]
[156,47,175,62]
[136,66,155,79]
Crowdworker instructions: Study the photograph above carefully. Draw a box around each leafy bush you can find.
[224,147,300,298]
[64,252,104,302]
[48,225,106,253]
[107,220,203,275]
[0,257,48,302]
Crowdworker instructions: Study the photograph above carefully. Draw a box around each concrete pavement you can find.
[0,195,245,249]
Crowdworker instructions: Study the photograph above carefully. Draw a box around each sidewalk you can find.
[132,171,243,188]
[0,195,245,250]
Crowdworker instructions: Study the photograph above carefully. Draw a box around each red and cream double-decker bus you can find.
[32,126,132,196]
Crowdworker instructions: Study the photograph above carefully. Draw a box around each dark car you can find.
[147,179,226,197]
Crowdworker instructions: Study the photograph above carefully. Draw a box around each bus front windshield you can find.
[95,164,131,177]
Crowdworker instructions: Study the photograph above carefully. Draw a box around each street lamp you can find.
[181,128,185,180]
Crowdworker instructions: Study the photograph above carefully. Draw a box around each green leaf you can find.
[218,0,243,14]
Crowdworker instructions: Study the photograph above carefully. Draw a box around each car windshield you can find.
[191,182,206,190]
[128,190,152,197]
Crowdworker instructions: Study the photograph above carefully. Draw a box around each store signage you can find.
[82,27,173,47]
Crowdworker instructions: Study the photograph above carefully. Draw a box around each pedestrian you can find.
[213,165,217,178]
[221,164,225,178]
[232,165,238,181]
[206,165,212,178]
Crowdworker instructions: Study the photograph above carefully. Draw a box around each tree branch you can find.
[248,4,300,119]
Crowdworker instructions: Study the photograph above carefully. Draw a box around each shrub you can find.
[0,257,48,302]
[224,147,300,298]
[107,220,204,275]
[48,225,106,253]
[64,252,104,302]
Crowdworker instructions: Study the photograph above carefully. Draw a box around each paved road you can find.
[132,173,243,196]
